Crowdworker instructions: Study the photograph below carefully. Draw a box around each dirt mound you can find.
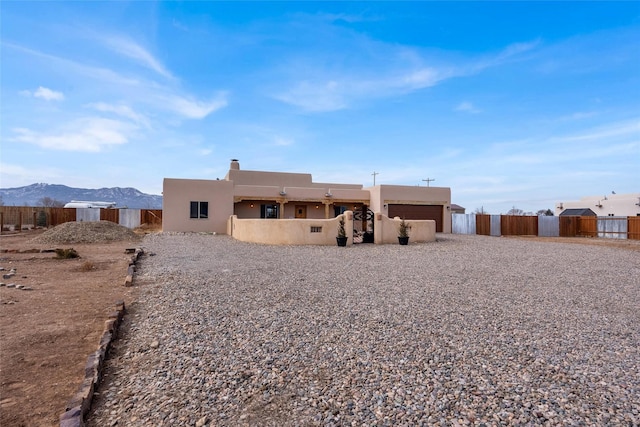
[30,221,141,244]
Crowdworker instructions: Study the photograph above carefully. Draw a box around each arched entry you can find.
[353,207,374,243]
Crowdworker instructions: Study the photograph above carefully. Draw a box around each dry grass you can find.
[133,223,162,235]
[78,260,96,272]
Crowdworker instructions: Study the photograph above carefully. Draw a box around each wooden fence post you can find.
[0,212,3,235]
[19,212,23,233]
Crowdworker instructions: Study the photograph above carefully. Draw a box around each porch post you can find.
[324,202,331,219]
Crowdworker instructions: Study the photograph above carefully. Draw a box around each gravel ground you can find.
[88,233,640,426]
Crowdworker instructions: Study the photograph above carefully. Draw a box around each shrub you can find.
[78,261,96,271]
[55,248,79,259]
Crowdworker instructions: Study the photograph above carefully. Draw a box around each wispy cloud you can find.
[172,19,189,32]
[102,36,174,80]
[274,80,346,112]
[25,86,65,101]
[0,162,63,186]
[4,41,140,86]
[86,102,151,128]
[11,117,135,152]
[160,94,228,119]
[455,101,481,114]
[273,136,294,146]
[554,118,639,142]
[272,33,539,112]
[5,41,227,121]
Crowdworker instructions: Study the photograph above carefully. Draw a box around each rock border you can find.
[59,248,144,427]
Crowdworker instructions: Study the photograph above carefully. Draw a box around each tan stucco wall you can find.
[229,212,354,245]
[234,201,266,219]
[369,185,451,233]
[283,203,328,219]
[229,211,434,245]
[375,214,436,244]
[226,168,363,190]
[162,178,233,233]
[226,169,314,187]
[233,185,370,204]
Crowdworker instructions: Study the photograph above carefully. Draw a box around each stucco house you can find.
[556,193,640,217]
[163,160,452,238]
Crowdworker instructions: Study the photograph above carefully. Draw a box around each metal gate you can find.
[353,207,374,243]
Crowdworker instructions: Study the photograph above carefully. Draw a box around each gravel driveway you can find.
[88,234,639,426]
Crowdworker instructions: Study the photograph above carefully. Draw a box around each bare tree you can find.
[506,206,525,216]
[536,209,554,216]
[38,197,65,207]
[474,206,488,214]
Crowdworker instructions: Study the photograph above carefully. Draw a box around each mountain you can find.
[0,183,162,209]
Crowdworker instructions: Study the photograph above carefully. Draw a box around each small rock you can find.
[7,283,16,288]
[21,287,33,291]
[195,416,208,427]
[150,340,160,349]
[3,273,15,279]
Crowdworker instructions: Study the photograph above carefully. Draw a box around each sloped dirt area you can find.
[0,227,142,427]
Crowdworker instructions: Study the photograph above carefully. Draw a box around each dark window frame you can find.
[260,204,279,219]
[190,201,209,219]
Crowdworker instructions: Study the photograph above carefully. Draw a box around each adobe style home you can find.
[555,193,640,217]
[163,160,452,243]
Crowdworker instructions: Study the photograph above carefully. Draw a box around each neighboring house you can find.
[450,204,465,214]
[558,208,597,217]
[555,193,640,217]
[163,160,452,234]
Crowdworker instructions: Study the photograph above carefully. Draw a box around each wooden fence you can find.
[476,214,490,236]
[0,207,162,233]
[454,214,640,240]
[500,215,538,236]
[629,217,640,240]
[558,216,640,239]
[141,209,163,226]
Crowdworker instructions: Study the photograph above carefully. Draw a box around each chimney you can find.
[230,159,240,170]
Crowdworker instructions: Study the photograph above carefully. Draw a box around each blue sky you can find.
[1,1,638,214]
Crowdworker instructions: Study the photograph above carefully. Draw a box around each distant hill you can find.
[0,183,162,209]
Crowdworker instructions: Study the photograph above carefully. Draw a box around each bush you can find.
[55,248,80,259]
[78,261,96,271]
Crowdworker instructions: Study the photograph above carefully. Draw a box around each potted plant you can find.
[336,216,348,246]
[398,218,410,245]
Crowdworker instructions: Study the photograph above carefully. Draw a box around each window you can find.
[334,205,348,217]
[310,226,322,233]
[260,204,279,219]
[190,201,209,219]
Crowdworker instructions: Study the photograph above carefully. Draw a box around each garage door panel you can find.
[388,204,443,232]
